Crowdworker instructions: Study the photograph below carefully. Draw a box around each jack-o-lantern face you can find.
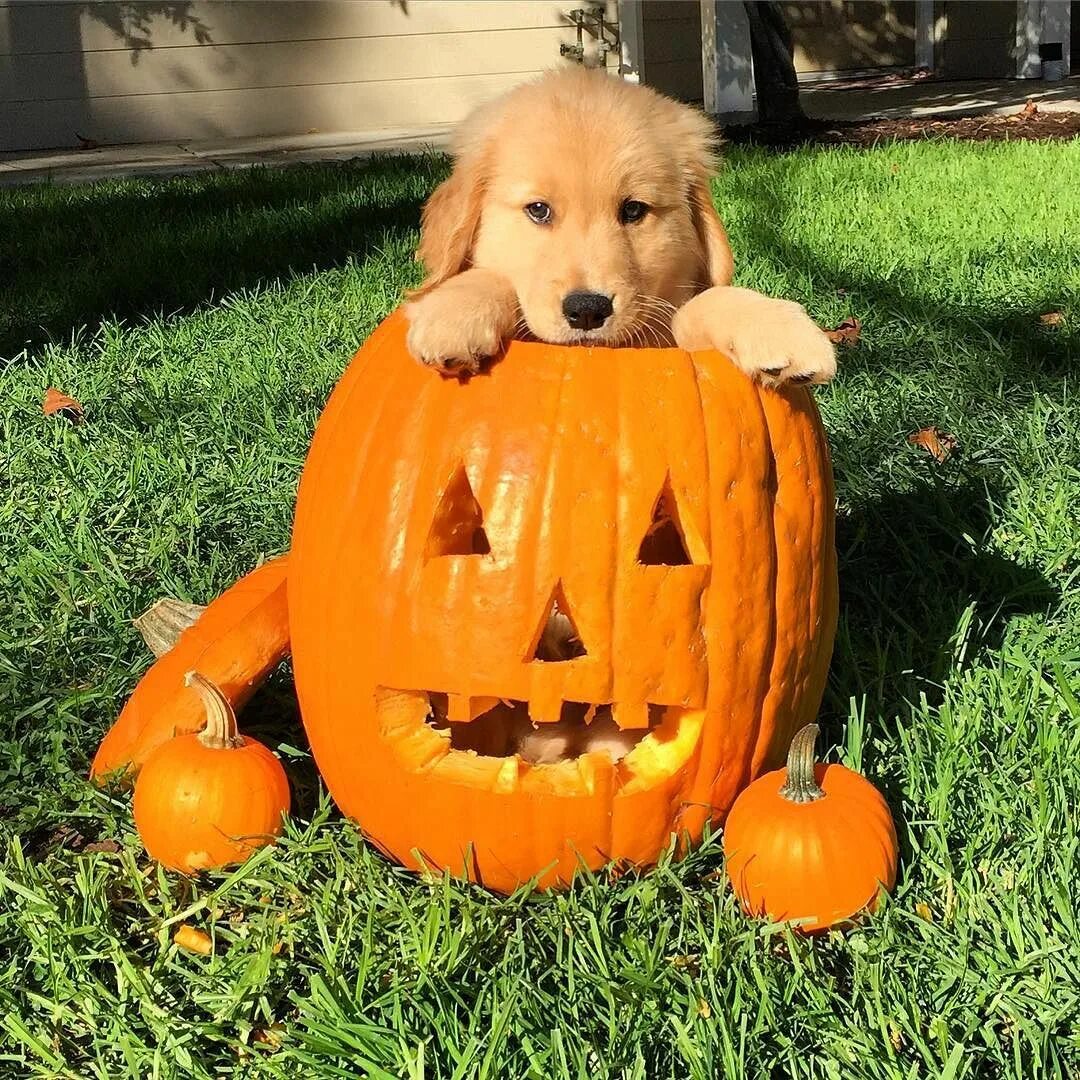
[289,312,837,893]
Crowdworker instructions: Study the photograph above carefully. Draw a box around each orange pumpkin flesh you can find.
[91,556,290,784]
[723,724,898,932]
[133,672,291,873]
[289,311,839,893]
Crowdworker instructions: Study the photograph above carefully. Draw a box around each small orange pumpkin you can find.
[723,723,898,932]
[133,671,291,873]
[289,310,839,893]
[91,557,290,784]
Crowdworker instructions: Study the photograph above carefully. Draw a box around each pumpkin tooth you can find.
[470,696,504,722]
[446,694,502,723]
[446,693,470,723]
[528,684,563,724]
[492,757,520,793]
[577,752,614,796]
[583,703,599,726]
[611,702,650,730]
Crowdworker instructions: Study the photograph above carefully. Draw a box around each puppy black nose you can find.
[562,291,614,331]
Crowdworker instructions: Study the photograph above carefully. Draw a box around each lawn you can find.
[1,137,1078,1078]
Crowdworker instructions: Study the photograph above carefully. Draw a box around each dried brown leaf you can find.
[83,839,122,854]
[825,316,862,346]
[42,388,84,423]
[252,1023,286,1049]
[1018,98,1039,120]
[907,426,957,463]
[1039,311,1064,326]
[31,824,86,855]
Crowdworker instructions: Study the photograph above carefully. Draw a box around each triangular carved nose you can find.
[531,581,587,663]
[637,473,700,566]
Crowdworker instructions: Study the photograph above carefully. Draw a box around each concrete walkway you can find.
[0,124,453,186]
[801,74,1080,121]
[2,75,1077,186]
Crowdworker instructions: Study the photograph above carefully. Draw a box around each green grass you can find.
[1,138,1079,1078]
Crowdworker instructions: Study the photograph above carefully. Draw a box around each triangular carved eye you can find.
[425,465,491,558]
[532,581,587,662]
[637,475,702,566]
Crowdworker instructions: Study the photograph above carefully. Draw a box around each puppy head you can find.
[416,68,733,346]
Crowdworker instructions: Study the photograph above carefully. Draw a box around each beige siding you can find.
[0,0,617,152]
[642,0,703,101]
[8,28,585,102]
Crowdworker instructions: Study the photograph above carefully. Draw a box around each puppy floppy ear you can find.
[667,97,735,289]
[414,139,490,295]
[689,170,734,288]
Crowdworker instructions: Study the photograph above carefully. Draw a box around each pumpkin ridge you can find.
[526,346,573,715]
[752,385,831,777]
[677,356,780,829]
[796,393,831,729]
[741,381,782,793]
[814,412,839,720]
[291,314,416,796]
[818,796,889,916]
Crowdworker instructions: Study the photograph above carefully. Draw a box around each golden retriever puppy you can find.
[405,68,835,765]
[405,66,836,385]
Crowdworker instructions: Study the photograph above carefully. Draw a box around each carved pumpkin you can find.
[289,310,838,893]
[723,724,898,932]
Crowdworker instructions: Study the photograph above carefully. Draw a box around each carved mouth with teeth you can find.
[425,694,667,763]
[376,686,706,798]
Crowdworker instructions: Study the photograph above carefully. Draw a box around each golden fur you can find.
[405,67,835,386]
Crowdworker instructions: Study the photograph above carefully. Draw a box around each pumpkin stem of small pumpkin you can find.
[185,671,244,750]
[779,723,825,803]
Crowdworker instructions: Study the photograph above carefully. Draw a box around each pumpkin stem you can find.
[134,598,206,658]
[779,723,825,803]
[186,671,244,750]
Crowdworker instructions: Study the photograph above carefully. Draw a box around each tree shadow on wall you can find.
[79,3,213,56]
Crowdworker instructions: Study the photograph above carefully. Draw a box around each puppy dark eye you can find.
[524,201,553,224]
[619,199,649,224]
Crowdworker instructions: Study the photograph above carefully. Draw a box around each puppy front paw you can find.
[672,287,837,387]
[727,301,837,386]
[405,288,509,376]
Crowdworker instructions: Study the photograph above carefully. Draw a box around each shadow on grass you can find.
[241,663,325,822]
[830,475,1056,720]
[729,173,1069,780]
[0,154,446,358]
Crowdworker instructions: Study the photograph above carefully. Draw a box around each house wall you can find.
[1074,0,1080,71]
[641,0,704,101]
[782,1,917,75]
[0,0,616,152]
[638,1,920,107]
[939,0,1017,77]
